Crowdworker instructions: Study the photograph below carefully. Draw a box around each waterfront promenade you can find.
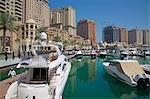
[0,58,20,68]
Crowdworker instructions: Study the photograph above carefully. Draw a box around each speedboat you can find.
[75,50,83,59]
[5,33,71,99]
[90,50,97,59]
[103,60,150,87]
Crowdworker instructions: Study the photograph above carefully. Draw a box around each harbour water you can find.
[63,56,150,99]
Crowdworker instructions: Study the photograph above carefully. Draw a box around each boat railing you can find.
[5,81,18,99]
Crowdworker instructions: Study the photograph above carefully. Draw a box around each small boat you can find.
[103,60,150,87]
[75,50,83,59]
[98,48,107,58]
[5,33,71,99]
[128,48,137,55]
[143,49,150,56]
[120,49,129,60]
[90,50,97,59]
[140,64,150,74]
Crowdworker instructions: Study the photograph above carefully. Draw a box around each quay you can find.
[0,58,20,68]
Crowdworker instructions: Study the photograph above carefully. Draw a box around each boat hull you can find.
[5,63,71,99]
[103,65,137,87]
[75,54,83,59]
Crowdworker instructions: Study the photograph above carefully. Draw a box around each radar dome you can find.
[40,32,47,40]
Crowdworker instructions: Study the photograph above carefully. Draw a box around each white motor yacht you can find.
[90,50,97,59]
[120,49,129,60]
[128,48,137,55]
[103,60,150,87]
[75,50,83,59]
[143,49,150,56]
[5,33,71,99]
[98,48,107,58]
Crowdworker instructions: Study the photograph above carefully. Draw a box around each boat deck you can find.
[0,72,27,99]
[48,67,58,99]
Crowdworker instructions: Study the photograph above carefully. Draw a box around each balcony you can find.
[0,1,5,7]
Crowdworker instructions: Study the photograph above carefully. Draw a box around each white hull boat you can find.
[75,51,83,59]
[103,60,150,87]
[90,50,97,59]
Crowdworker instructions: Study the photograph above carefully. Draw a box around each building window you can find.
[31,32,33,39]
[26,24,28,29]
[25,45,26,52]
[30,25,33,29]
[22,27,24,31]
[29,45,31,49]
[22,32,24,39]
[26,32,28,38]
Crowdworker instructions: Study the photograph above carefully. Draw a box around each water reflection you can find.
[77,59,96,82]
[64,57,96,97]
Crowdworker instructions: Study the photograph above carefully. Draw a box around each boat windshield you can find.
[20,68,49,84]
[34,46,58,61]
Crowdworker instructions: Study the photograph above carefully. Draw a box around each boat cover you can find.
[118,61,145,78]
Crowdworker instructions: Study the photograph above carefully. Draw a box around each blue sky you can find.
[49,0,149,42]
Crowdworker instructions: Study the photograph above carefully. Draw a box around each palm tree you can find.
[54,35,61,42]
[35,27,48,40]
[0,12,16,53]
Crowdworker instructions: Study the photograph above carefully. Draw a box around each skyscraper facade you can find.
[23,0,49,27]
[143,29,150,45]
[103,26,129,44]
[119,28,128,44]
[50,7,76,35]
[77,19,96,44]
[0,0,23,22]
[103,26,120,43]
[0,0,23,53]
[128,28,143,44]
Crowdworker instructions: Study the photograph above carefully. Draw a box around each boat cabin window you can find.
[115,63,124,74]
[32,68,48,81]
[21,68,48,84]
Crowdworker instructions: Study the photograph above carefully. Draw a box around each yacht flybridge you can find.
[103,60,150,87]
[5,32,71,99]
